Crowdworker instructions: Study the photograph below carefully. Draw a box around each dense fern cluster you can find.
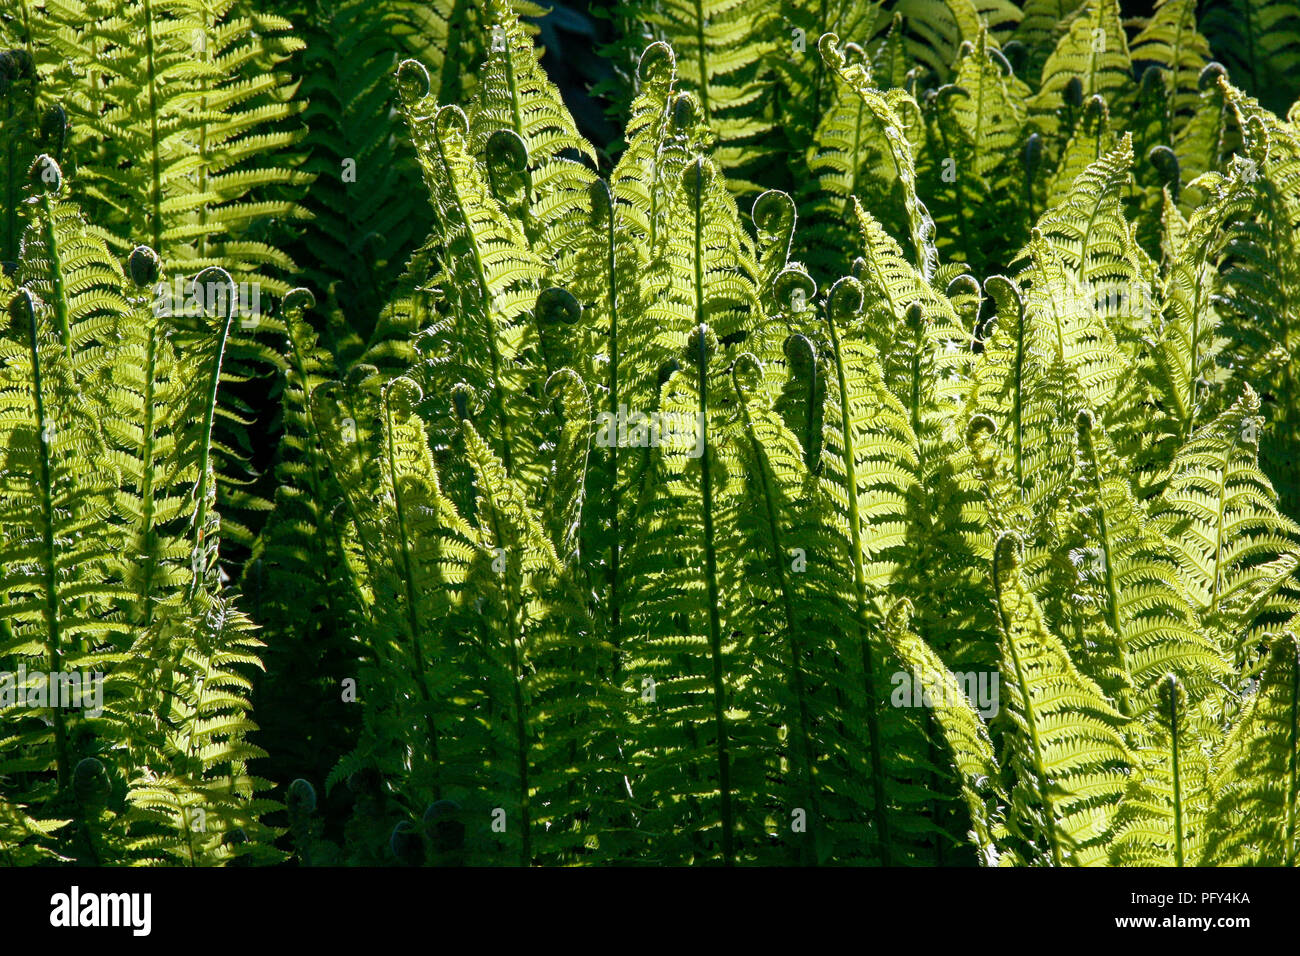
[3,0,1300,866]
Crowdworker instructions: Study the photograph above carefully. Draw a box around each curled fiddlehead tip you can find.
[946,274,981,301]
[637,42,676,88]
[1199,61,1228,91]
[73,757,111,805]
[686,323,717,368]
[536,286,581,325]
[128,245,162,288]
[783,332,817,370]
[965,413,998,447]
[191,267,235,317]
[752,189,793,229]
[1063,76,1084,109]
[994,530,1024,573]
[451,382,476,422]
[1147,145,1181,193]
[730,351,762,397]
[287,778,317,815]
[1158,673,1186,714]
[588,178,613,226]
[8,288,38,329]
[1084,93,1108,126]
[1075,409,1098,458]
[383,376,424,414]
[396,58,431,103]
[346,362,380,393]
[486,128,528,174]
[389,820,423,864]
[774,266,816,314]
[1139,64,1165,97]
[435,104,469,138]
[1023,131,1042,178]
[818,33,844,71]
[282,287,316,315]
[544,368,587,415]
[682,156,712,203]
[984,276,1022,318]
[826,276,864,325]
[29,154,61,193]
[670,91,701,131]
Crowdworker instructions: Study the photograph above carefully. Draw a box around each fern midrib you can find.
[995,566,1066,867]
[433,127,518,478]
[137,309,160,625]
[1286,639,1299,867]
[187,280,236,600]
[736,389,820,849]
[691,172,734,867]
[1013,300,1027,491]
[604,198,623,657]
[39,193,72,358]
[382,395,442,797]
[142,0,164,252]
[499,28,537,244]
[474,458,533,867]
[24,301,71,792]
[1168,678,1185,866]
[285,323,356,625]
[1167,2,1189,139]
[825,300,893,865]
[1083,434,1134,717]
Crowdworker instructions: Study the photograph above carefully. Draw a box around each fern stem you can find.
[187,272,236,600]
[1167,676,1184,867]
[22,293,71,792]
[1081,422,1134,717]
[734,370,820,859]
[431,121,517,478]
[142,0,164,252]
[824,290,893,865]
[382,392,442,799]
[994,544,1065,867]
[473,463,533,866]
[691,174,733,864]
[38,192,71,359]
[499,25,537,244]
[1286,640,1299,868]
[137,307,160,625]
[604,186,623,658]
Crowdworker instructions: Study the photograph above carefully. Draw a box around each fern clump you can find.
[4,0,1300,869]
